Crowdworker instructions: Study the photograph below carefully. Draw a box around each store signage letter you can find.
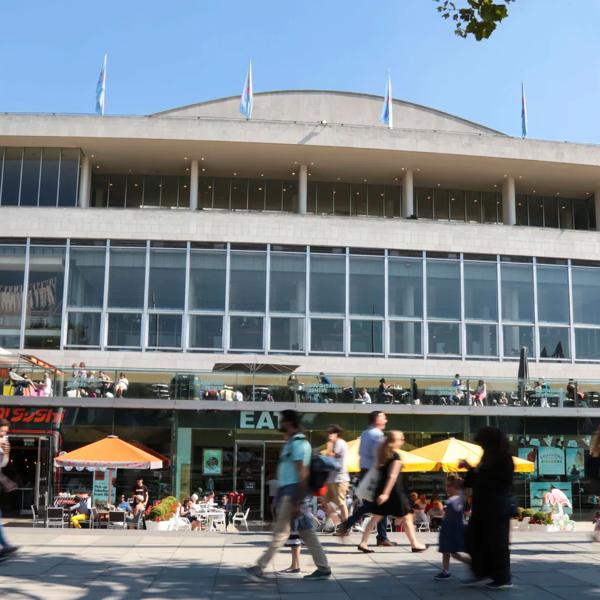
[239,411,278,429]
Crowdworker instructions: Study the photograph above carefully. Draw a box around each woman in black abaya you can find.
[460,427,514,589]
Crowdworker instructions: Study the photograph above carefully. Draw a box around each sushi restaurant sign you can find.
[239,411,279,430]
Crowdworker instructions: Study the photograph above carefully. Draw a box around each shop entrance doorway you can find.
[1,434,52,516]
[233,440,283,521]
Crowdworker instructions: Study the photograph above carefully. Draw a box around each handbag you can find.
[355,467,381,502]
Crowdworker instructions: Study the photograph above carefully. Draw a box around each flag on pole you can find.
[380,74,393,129]
[521,81,528,138]
[240,61,253,120]
[95,54,107,116]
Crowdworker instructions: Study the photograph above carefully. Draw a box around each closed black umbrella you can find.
[517,346,529,404]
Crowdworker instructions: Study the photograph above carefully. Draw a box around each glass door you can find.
[233,441,265,520]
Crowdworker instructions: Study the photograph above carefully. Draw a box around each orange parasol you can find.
[54,435,163,470]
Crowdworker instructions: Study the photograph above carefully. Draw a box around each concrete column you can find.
[402,170,414,217]
[78,155,91,208]
[594,190,600,231]
[502,176,516,225]
[298,164,308,214]
[190,159,199,210]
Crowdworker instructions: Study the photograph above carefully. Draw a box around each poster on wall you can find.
[538,446,566,476]
[92,469,115,504]
[530,481,572,515]
[565,447,585,479]
[203,449,223,475]
[518,447,538,477]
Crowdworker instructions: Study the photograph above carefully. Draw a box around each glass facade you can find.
[416,187,502,224]
[0,147,80,207]
[4,238,600,360]
[516,195,594,230]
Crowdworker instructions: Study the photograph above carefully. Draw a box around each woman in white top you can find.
[42,372,53,397]
[115,373,129,398]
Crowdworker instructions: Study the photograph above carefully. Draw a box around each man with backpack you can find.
[245,410,331,581]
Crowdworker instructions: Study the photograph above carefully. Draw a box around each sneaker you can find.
[0,546,19,558]
[244,566,267,582]
[303,568,332,580]
[434,571,451,581]
[486,581,513,590]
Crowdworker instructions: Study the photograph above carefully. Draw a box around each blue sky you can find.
[1,0,598,142]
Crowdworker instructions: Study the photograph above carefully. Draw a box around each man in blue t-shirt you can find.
[246,410,331,581]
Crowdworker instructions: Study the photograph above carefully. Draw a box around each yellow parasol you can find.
[323,438,437,473]
[410,438,534,473]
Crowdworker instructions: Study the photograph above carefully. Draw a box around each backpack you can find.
[308,453,340,493]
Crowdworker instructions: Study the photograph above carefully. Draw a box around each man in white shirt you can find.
[323,425,350,523]
[360,388,372,404]
[70,494,92,528]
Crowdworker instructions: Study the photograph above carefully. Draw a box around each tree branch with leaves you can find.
[434,0,515,40]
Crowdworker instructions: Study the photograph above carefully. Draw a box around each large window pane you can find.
[68,247,105,308]
[310,318,343,352]
[189,315,223,349]
[20,148,41,206]
[352,183,367,215]
[24,245,65,349]
[108,175,126,208]
[516,196,528,225]
[1,148,21,206]
[282,181,297,212]
[466,191,482,223]
[265,180,282,211]
[270,317,305,352]
[350,320,383,353]
[350,256,384,316]
[229,251,266,311]
[433,188,449,220]
[539,326,570,359]
[0,245,25,346]
[189,250,226,310]
[389,321,422,355]
[416,188,433,219]
[108,248,146,308]
[39,148,60,206]
[143,175,160,207]
[572,267,600,325]
[368,185,385,217]
[57,149,79,206]
[230,179,248,210]
[529,197,543,227]
[450,190,465,221]
[464,262,497,320]
[160,176,178,208]
[501,263,533,322]
[148,249,185,309]
[559,198,573,229]
[248,180,264,211]
[334,183,351,216]
[543,197,559,228]
[213,178,230,209]
[537,265,569,323]
[575,328,600,360]
[466,323,498,357]
[385,186,400,218]
[573,198,589,230]
[316,182,334,215]
[310,254,345,314]
[270,253,306,313]
[428,322,460,355]
[178,176,190,207]
[230,316,263,350]
[427,260,460,319]
[107,313,141,347]
[503,324,533,358]
[66,312,100,347]
[199,178,212,208]
[148,314,182,348]
[126,175,143,207]
[388,258,422,317]
[482,192,499,224]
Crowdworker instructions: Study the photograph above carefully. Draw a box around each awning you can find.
[212,362,299,374]
[54,435,163,470]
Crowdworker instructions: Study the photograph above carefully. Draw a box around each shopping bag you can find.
[355,467,380,502]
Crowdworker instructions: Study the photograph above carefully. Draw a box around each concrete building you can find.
[0,91,598,518]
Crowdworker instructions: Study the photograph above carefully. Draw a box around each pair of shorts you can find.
[325,481,349,506]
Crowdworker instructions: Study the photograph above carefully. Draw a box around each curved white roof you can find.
[153,90,503,135]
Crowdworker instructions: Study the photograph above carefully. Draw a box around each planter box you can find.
[146,519,173,531]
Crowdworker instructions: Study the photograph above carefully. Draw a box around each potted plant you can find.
[145,496,179,531]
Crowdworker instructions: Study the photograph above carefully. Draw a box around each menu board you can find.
[538,446,566,476]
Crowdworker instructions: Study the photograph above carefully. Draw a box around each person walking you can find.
[245,409,331,581]
[460,427,514,590]
[433,475,470,580]
[355,431,427,553]
[0,419,18,559]
[322,424,350,525]
[337,411,394,546]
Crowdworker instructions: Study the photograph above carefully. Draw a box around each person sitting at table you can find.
[98,371,113,397]
[318,372,331,385]
[126,495,146,526]
[566,379,585,405]
[377,378,394,403]
[358,388,372,404]
[427,499,445,531]
[116,494,131,512]
[70,493,92,528]
[114,373,129,398]
[220,494,235,529]
[179,498,201,531]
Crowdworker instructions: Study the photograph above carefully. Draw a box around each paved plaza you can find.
[0,525,597,600]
